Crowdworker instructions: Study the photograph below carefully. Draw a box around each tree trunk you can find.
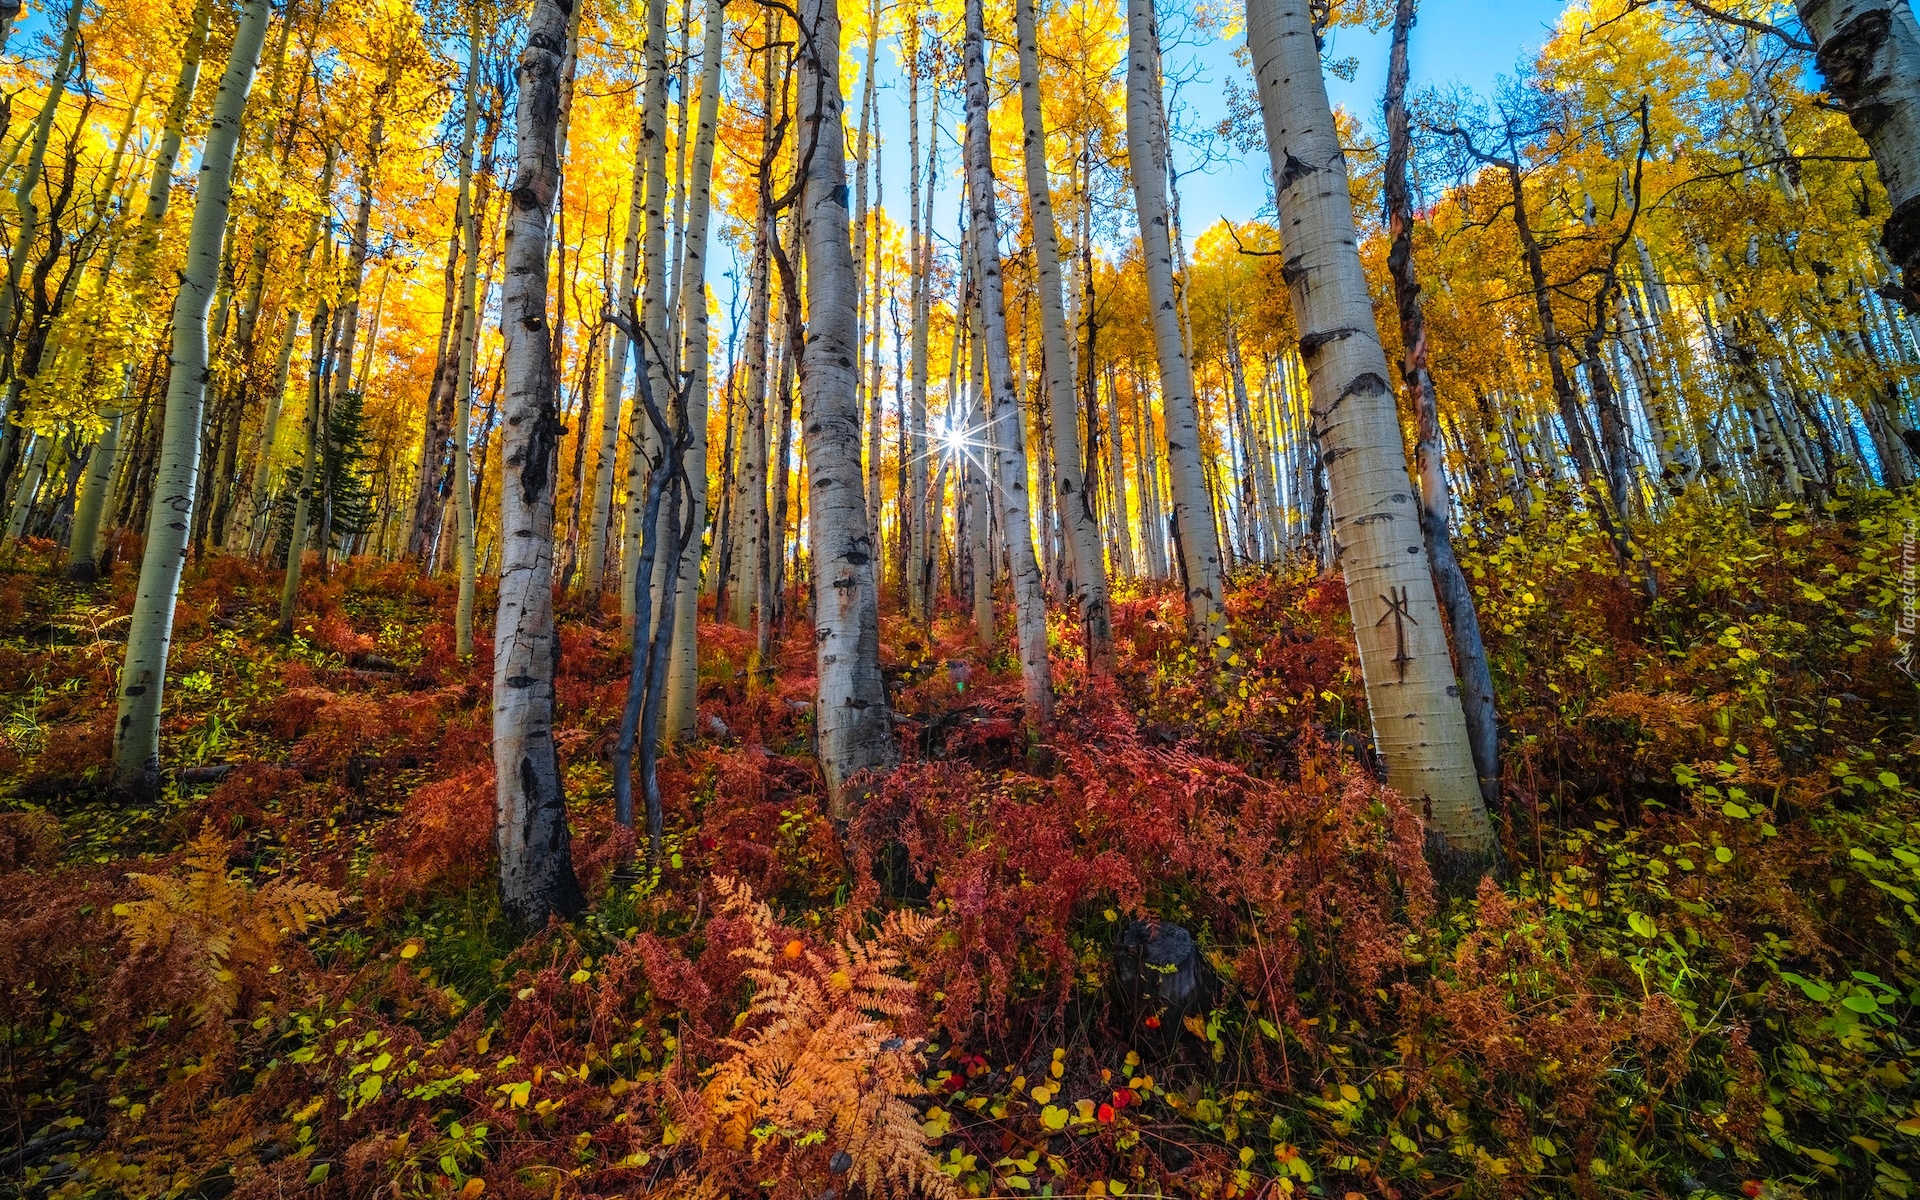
[1016,0,1111,667]
[1245,0,1495,865]
[0,0,84,404]
[494,0,585,931]
[797,0,894,815]
[1794,0,1920,310]
[112,0,269,799]
[1124,0,1224,641]
[907,26,935,622]
[664,0,723,740]
[622,0,674,626]
[583,127,646,596]
[280,302,330,634]
[965,0,1051,720]
[1384,0,1500,811]
[453,10,484,658]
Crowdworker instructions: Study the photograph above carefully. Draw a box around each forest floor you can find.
[4,490,1920,1200]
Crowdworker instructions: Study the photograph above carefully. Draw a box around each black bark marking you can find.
[1278,150,1316,191]
[1298,327,1358,360]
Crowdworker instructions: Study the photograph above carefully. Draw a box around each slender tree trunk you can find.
[112,0,269,798]
[453,14,484,658]
[1016,0,1111,666]
[584,128,646,595]
[1245,0,1496,865]
[0,0,83,398]
[964,0,1051,719]
[1124,0,1224,640]
[1384,0,1500,811]
[797,0,894,814]
[908,39,938,622]
[664,0,723,740]
[729,43,778,629]
[494,0,584,930]
[622,0,674,625]
[854,0,881,538]
[280,302,330,634]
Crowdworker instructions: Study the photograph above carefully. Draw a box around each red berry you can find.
[1144,1015,1161,1030]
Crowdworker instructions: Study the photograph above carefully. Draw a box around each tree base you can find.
[1425,829,1507,896]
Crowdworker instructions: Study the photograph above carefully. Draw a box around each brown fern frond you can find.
[115,823,342,1023]
[691,875,952,1197]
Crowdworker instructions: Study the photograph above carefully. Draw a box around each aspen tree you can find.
[727,32,779,630]
[1788,0,1920,309]
[664,0,724,740]
[796,0,894,814]
[908,27,939,622]
[494,0,584,929]
[1123,0,1224,641]
[280,302,330,636]
[1015,0,1111,665]
[584,135,646,595]
[1384,0,1500,807]
[622,0,674,624]
[112,0,270,798]
[1244,0,1496,864]
[0,0,86,498]
[963,0,1051,720]
[453,5,483,657]
[239,163,331,560]
[0,0,84,382]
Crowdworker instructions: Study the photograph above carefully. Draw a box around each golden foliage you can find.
[693,875,950,1199]
[115,824,342,1022]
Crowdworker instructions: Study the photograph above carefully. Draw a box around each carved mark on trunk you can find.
[1374,586,1417,680]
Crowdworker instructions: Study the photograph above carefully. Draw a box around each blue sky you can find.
[856,0,1569,294]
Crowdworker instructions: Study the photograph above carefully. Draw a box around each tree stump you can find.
[1112,918,1208,1028]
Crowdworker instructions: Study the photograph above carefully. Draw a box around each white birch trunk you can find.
[964,0,1051,720]
[1016,0,1112,665]
[1244,0,1494,860]
[584,134,646,595]
[664,0,723,740]
[494,0,584,929]
[453,5,483,657]
[111,0,269,797]
[623,0,674,625]
[1123,0,1224,639]
[798,0,894,815]
[1795,0,1920,307]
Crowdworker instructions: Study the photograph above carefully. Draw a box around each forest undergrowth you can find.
[4,488,1920,1200]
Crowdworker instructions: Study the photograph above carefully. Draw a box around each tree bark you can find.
[1384,0,1501,811]
[965,0,1052,721]
[797,0,895,815]
[583,127,646,596]
[494,0,585,930]
[1794,0,1920,310]
[1245,0,1496,864]
[279,302,330,636]
[1124,0,1225,641]
[664,0,724,740]
[112,0,270,799]
[453,6,485,658]
[1016,0,1112,667]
